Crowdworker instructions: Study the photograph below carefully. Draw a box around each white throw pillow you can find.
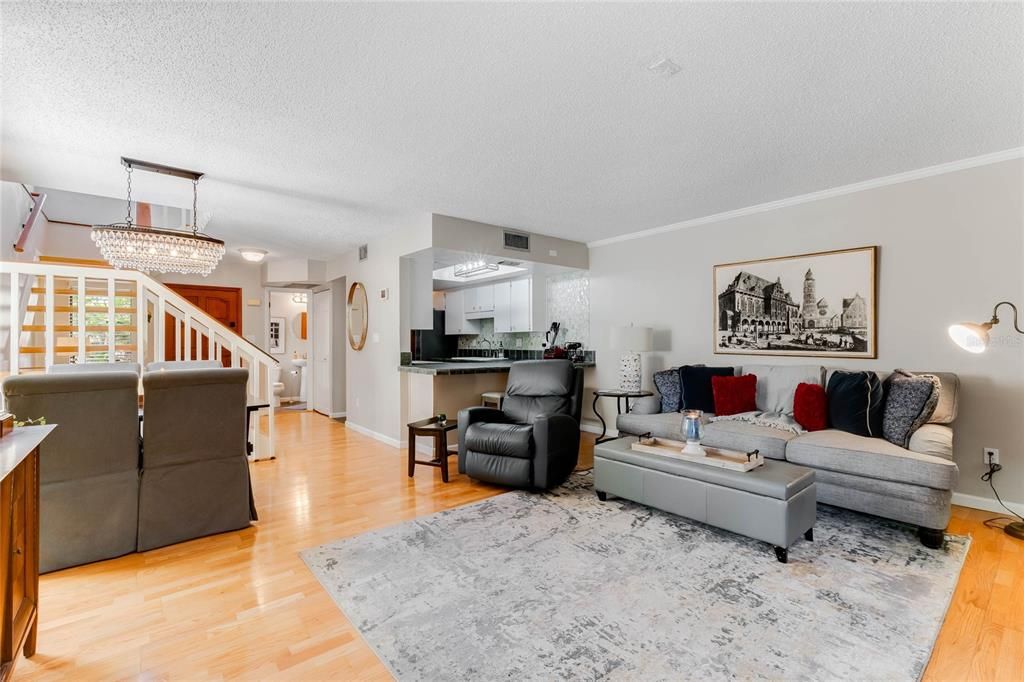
[743,365,824,415]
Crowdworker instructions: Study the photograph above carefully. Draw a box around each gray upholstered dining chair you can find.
[137,367,255,551]
[2,371,141,573]
[458,360,583,490]
[49,361,142,376]
[146,360,223,372]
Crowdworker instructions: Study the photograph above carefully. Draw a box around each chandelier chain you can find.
[125,165,133,227]
[192,178,199,235]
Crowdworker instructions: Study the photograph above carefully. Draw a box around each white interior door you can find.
[312,290,332,415]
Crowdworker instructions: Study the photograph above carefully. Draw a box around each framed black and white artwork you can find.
[713,246,878,358]
[269,316,285,354]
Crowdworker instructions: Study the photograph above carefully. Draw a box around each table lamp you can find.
[948,300,1023,541]
[610,325,653,392]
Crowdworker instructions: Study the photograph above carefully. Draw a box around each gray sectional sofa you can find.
[616,365,960,547]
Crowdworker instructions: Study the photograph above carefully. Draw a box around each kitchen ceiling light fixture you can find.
[292,292,309,304]
[238,247,268,263]
[454,259,499,279]
[91,157,225,276]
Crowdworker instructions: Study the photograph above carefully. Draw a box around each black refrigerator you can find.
[411,310,458,361]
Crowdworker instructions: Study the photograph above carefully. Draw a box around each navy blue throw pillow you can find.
[826,370,885,438]
[679,366,734,413]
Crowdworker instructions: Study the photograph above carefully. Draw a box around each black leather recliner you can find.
[458,360,584,490]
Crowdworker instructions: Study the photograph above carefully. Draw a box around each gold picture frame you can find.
[713,245,878,359]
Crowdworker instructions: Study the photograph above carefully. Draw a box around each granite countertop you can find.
[398,359,596,376]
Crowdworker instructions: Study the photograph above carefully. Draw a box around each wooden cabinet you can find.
[0,424,53,682]
[443,290,480,335]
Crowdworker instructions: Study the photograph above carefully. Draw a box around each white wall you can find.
[329,277,347,415]
[326,217,432,444]
[268,291,309,398]
[155,251,267,345]
[589,158,1024,506]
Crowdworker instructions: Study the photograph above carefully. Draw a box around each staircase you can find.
[1,260,278,458]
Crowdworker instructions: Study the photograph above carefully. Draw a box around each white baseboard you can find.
[580,419,615,437]
[345,420,401,448]
[329,411,346,419]
[952,492,1024,517]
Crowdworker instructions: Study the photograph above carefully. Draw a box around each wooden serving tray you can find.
[631,436,765,472]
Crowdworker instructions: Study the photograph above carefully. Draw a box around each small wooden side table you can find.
[592,389,654,444]
[407,417,458,483]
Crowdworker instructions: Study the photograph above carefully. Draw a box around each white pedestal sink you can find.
[293,357,308,403]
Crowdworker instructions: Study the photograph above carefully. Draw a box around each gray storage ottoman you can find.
[594,437,817,563]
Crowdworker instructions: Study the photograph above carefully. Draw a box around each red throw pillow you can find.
[794,382,828,431]
[711,374,757,416]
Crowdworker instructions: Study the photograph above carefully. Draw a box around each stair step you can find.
[26,305,137,314]
[22,325,137,332]
[19,344,137,354]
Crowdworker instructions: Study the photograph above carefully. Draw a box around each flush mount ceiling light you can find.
[647,57,681,78]
[91,157,225,276]
[454,259,500,279]
[238,248,268,263]
[292,292,308,304]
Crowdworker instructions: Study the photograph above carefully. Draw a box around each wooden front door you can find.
[164,284,243,367]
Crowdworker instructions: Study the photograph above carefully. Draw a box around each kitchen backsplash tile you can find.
[458,271,590,351]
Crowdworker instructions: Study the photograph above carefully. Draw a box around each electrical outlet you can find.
[984,448,1000,465]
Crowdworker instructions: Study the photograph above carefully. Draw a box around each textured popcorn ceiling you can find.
[1,2,1021,256]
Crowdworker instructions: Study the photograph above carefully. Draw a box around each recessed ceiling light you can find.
[647,57,681,78]
[238,247,268,263]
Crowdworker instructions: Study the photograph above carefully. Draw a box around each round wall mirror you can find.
[347,282,368,350]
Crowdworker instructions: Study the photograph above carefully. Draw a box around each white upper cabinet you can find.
[493,280,512,333]
[444,289,480,335]
[447,277,545,335]
[464,284,494,319]
[509,279,531,332]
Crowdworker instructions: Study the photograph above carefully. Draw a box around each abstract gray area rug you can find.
[301,474,969,681]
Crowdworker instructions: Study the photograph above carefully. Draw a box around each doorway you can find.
[311,289,332,415]
[267,290,310,410]
[163,283,242,366]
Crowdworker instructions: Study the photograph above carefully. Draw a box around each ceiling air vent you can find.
[358,244,368,261]
[503,231,530,252]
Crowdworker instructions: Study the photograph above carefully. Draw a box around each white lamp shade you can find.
[610,325,653,352]
[948,322,991,353]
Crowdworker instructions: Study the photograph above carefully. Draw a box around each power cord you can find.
[980,461,1024,530]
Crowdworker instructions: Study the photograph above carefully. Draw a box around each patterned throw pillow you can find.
[882,370,941,448]
[653,368,682,413]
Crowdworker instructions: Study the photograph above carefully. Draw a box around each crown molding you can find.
[587,147,1024,249]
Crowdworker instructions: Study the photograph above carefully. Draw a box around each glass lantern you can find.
[681,409,706,456]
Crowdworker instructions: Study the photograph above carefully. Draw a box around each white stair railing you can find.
[0,260,277,459]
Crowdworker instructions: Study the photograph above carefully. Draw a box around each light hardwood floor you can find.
[14,411,1023,680]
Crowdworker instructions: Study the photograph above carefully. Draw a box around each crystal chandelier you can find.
[92,158,225,276]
